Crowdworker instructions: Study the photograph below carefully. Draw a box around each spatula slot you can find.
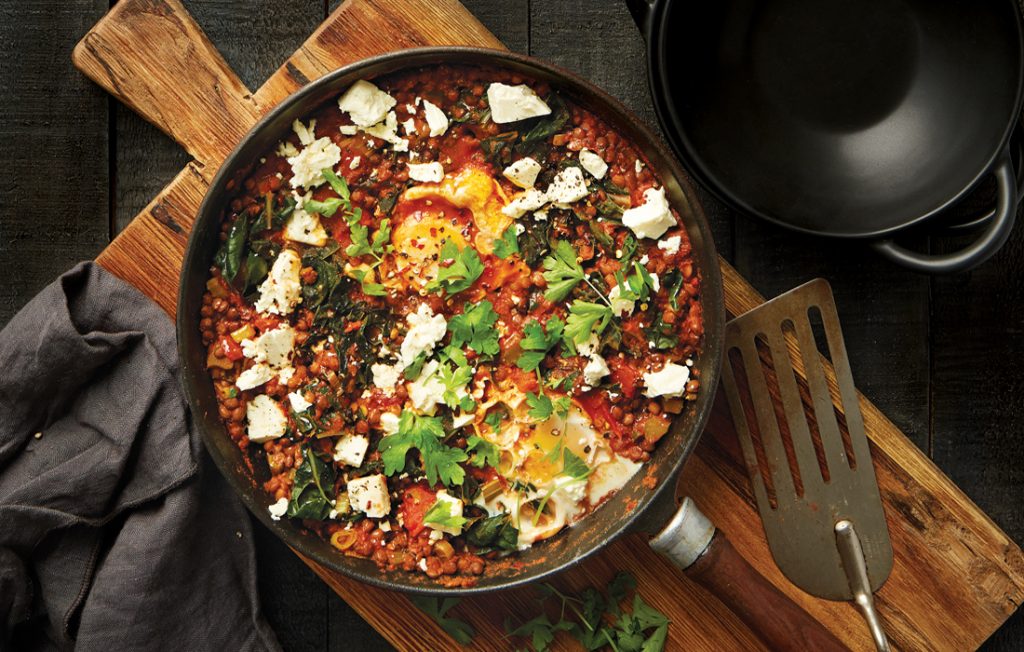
[727,344,779,509]
[753,331,807,499]
[780,318,833,484]
[807,304,858,471]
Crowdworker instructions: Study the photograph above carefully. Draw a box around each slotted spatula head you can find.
[721,278,893,600]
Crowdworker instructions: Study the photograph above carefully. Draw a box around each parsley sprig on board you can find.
[377,411,467,487]
[410,597,476,645]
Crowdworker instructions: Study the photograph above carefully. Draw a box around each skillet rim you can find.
[176,46,725,596]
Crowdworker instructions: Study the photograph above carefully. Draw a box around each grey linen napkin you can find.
[0,262,281,652]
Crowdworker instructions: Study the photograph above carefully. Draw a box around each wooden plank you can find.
[72,0,1024,649]
[0,0,111,325]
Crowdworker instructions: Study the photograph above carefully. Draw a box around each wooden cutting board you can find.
[73,1,1024,649]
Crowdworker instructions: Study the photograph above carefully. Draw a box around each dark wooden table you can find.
[2,0,1022,649]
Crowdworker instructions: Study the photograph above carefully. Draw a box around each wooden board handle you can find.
[687,531,849,651]
[72,0,263,164]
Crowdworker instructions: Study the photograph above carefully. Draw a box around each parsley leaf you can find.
[516,317,565,372]
[350,267,387,297]
[526,392,571,421]
[423,496,467,532]
[564,301,613,349]
[345,217,391,261]
[437,359,474,409]
[466,435,500,469]
[562,449,592,480]
[322,168,351,203]
[483,408,507,433]
[377,411,467,487]
[493,224,520,259]
[411,597,476,645]
[542,240,585,303]
[426,240,484,295]
[448,301,500,357]
[304,197,344,217]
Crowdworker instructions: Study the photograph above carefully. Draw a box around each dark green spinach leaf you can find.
[286,446,336,520]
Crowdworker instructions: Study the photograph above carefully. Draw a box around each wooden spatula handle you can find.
[687,532,849,651]
[71,0,262,164]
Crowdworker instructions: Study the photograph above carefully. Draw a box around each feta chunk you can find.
[277,141,299,158]
[607,284,635,317]
[364,111,409,152]
[241,325,295,369]
[582,351,611,387]
[658,235,681,255]
[546,167,589,205]
[371,363,401,394]
[284,193,328,246]
[287,137,342,189]
[407,161,444,183]
[292,119,317,146]
[407,360,446,415]
[255,249,303,315]
[246,395,288,442]
[379,411,401,436]
[578,149,608,180]
[501,188,548,218]
[287,391,312,413]
[502,157,542,189]
[426,490,465,535]
[268,497,289,521]
[399,304,447,368]
[487,83,552,123]
[622,187,676,239]
[236,364,274,391]
[347,474,391,518]
[337,80,397,127]
[333,433,370,467]
[339,125,359,135]
[643,362,691,398]
[349,155,361,169]
[421,99,449,136]
[402,117,417,135]
[452,412,476,430]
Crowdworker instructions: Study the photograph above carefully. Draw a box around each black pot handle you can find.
[872,148,1018,273]
[625,0,656,32]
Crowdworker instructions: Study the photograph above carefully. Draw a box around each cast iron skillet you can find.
[178,48,725,596]
[628,0,1024,273]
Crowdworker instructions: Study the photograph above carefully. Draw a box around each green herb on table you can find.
[411,596,476,646]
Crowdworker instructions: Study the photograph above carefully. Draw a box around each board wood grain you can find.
[72,0,1024,649]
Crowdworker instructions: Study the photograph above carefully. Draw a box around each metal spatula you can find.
[721,279,894,651]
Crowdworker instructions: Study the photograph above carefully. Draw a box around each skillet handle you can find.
[650,498,849,652]
[624,0,656,32]
[872,149,1018,273]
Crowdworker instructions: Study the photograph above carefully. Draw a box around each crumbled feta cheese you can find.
[579,149,608,179]
[649,273,661,292]
[583,351,611,387]
[371,363,401,394]
[407,360,446,415]
[287,137,342,189]
[364,111,409,152]
[407,161,444,183]
[236,364,274,391]
[334,434,370,467]
[349,155,361,169]
[418,557,429,571]
[337,80,397,127]
[379,521,392,532]
[515,223,526,236]
[284,193,329,246]
[643,362,691,398]
[622,187,676,239]
[288,391,312,413]
[658,235,681,255]
[246,395,288,442]
[347,474,391,518]
[487,83,552,123]
[292,119,317,146]
[379,411,401,436]
[268,497,289,521]
[607,284,635,317]
[640,254,650,265]
[399,304,447,368]
[241,325,295,369]
[339,125,359,135]
[502,188,548,218]
[533,209,548,221]
[426,491,465,535]
[421,99,449,136]
[277,366,295,385]
[635,159,644,174]
[402,117,417,135]
[452,412,475,430]
[502,157,542,189]
[255,249,303,315]
[277,141,299,158]
[546,167,589,205]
